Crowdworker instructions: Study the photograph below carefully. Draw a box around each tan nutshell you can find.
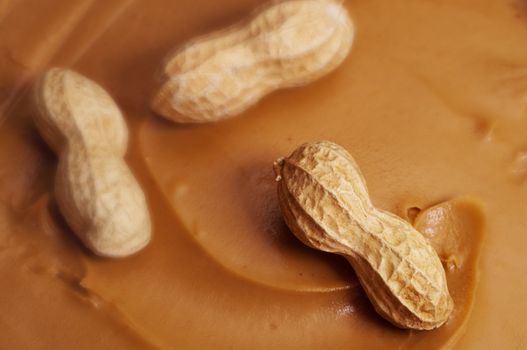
[33,68,152,258]
[273,141,453,330]
[151,0,354,123]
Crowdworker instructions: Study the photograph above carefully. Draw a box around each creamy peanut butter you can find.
[0,0,526,348]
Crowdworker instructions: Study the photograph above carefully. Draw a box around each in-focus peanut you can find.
[151,0,354,123]
[33,68,151,258]
[274,141,453,330]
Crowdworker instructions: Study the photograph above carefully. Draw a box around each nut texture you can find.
[151,0,354,123]
[274,141,453,330]
[33,68,152,258]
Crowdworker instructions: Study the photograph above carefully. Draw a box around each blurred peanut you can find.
[152,0,354,123]
[34,68,151,258]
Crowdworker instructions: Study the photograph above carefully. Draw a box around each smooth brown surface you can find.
[0,0,525,348]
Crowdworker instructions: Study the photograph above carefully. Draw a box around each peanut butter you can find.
[1,0,526,348]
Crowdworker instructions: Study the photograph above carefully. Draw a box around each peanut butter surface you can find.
[0,0,526,348]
